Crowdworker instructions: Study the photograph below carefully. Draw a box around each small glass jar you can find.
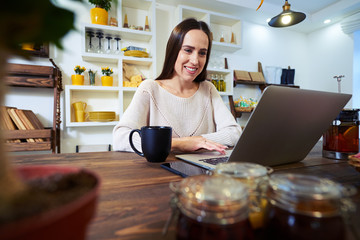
[212,74,219,90]
[171,175,254,240]
[213,162,272,229]
[264,173,355,240]
[323,109,359,159]
[219,74,226,92]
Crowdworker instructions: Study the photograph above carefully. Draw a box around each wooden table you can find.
[9,144,360,240]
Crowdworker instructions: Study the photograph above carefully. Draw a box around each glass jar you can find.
[212,74,219,90]
[264,173,355,240]
[323,109,359,159]
[219,74,226,92]
[171,175,254,240]
[213,162,272,229]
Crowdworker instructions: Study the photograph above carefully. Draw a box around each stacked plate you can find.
[88,111,116,122]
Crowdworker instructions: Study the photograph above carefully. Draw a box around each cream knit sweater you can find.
[112,79,242,152]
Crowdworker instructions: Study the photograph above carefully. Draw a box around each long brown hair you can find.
[156,18,212,82]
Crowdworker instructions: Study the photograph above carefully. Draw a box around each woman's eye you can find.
[199,51,207,56]
[184,48,192,53]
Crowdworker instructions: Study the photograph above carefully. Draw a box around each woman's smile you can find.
[184,66,197,74]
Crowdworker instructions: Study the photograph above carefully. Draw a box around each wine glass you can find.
[105,36,112,54]
[114,36,121,54]
[86,30,94,53]
[96,31,104,54]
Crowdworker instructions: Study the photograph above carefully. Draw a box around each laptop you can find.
[176,86,351,170]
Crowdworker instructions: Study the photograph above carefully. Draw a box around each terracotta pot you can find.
[71,74,84,85]
[0,165,100,240]
[90,7,108,25]
[101,76,113,86]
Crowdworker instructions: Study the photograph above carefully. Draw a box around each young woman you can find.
[113,18,242,154]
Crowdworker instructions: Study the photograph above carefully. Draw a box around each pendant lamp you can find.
[268,0,306,27]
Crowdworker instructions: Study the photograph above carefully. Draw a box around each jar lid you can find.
[176,175,248,205]
[269,173,342,200]
[214,162,270,179]
[336,109,359,122]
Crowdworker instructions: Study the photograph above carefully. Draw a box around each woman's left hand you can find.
[172,136,227,154]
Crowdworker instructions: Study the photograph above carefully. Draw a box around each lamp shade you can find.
[268,0,306,27]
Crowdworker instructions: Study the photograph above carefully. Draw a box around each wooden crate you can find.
[3,63,62,153]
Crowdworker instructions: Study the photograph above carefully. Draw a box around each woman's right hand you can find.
[171,136,227,154]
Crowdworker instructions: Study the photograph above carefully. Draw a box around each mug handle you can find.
[129,129,144,157]
[83,102,87,110]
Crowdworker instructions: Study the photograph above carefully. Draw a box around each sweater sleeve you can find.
[201,84,242,146]
[112,82,151,151]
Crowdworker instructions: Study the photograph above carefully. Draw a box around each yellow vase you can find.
[101,76,113,86]
[72,101,87,111]
[71,75,84,85]
[90,7,108,25]
[75,110,86,122]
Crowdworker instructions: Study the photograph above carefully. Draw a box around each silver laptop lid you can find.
[229,86,351,166]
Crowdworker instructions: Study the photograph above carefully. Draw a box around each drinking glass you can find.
[114,36,121,54]
[86,30,94,53]
[96,31,104,54]
[105,36,112,54]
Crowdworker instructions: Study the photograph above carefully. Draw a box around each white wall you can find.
[306,24,354,99]
[353,30,360,109]
[5,2,355,153]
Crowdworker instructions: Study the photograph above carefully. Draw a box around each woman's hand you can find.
[172,136,227,154]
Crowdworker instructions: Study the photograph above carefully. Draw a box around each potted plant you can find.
[89,0,113,25]
[72,65,86,85]
[101,67,114,86]
[88,69,97,86]
[0,1,103,239]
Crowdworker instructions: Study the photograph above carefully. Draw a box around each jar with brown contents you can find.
[264,173,355,240]
[213,162,272,230]
[323,109,359,159]
[171,175,254,240]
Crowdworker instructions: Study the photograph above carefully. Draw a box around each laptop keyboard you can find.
[199,156,229,165]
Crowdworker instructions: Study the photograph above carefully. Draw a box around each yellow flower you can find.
[74,65,86,75]
[101,66,113,76]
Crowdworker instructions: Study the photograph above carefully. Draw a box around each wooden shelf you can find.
[4,63,62,153]
[234,80,299,92]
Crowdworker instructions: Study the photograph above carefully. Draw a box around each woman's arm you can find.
[201,85,242,146]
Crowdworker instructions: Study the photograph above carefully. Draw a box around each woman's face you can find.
[173,29,209,83]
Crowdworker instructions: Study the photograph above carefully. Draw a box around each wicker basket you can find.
[235,107,253,112]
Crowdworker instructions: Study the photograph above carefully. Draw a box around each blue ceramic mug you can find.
[129,126,172,162]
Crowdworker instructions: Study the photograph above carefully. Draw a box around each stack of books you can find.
[0,106,45,143]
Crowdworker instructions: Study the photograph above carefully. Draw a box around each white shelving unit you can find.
[65,85,121,127]
[176,5,243,96]
[65,0,156,127]
[65,2,242,128]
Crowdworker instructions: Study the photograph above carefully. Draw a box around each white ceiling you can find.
[158,0,360,33]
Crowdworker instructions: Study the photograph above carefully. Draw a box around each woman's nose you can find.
[189,53,199,65]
